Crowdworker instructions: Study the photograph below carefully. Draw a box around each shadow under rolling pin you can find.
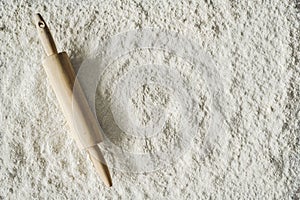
[34,13,112,187]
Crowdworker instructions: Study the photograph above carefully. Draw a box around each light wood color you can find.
[34,14,57,56]
[34,13,112,187]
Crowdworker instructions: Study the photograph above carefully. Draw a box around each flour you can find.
[0,0,299,199]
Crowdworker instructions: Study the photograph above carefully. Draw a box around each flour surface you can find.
[0,0,299,199]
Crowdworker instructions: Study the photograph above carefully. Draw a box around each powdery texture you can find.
[0,0,299,199]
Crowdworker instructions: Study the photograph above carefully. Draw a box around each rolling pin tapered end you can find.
[33,13,44,27]
[33,13,58,56]
[88,149,113,187]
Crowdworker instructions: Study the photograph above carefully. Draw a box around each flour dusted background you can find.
[0,0,299,199]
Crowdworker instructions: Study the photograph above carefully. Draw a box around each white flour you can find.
[0,0,299,199]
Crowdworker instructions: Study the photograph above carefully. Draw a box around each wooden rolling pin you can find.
[34,13,112,187]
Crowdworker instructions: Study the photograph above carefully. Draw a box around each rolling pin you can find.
[34,13,112,187]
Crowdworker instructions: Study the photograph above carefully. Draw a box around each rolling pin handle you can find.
[34,13,58,56]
